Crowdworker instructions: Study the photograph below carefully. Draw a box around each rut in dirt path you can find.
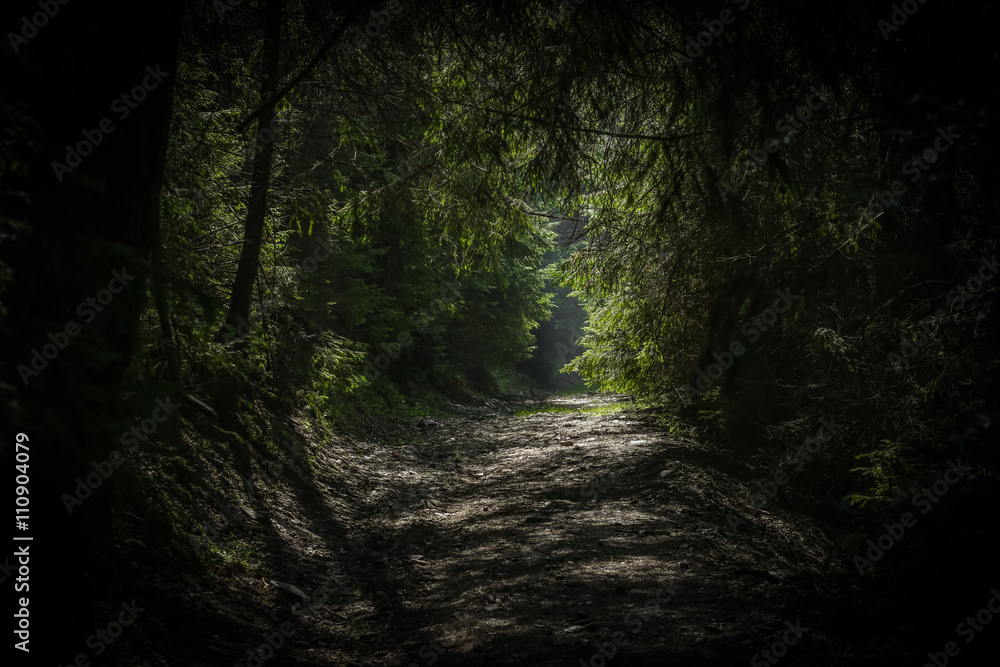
[333,393,913,667]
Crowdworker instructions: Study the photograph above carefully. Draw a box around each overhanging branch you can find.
[234,1,366,134]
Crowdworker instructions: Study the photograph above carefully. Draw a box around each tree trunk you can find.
[225,0,283,332]
[0,1,182,662]
[152,208,182,381]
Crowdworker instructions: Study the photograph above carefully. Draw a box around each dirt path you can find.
[137,393,919,666]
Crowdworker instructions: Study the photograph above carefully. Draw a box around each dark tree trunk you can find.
[153,210,182,381]
[0,0,181,661]
[225,0,283,332]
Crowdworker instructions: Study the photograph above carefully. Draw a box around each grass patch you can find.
[399,392,466,420]
[551,382,592,396]
[203,536,266,577]
[513,402,628,418]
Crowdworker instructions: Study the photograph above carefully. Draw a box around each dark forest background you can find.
[1,0,999,663]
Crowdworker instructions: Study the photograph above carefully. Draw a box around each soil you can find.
[114,393,921,666]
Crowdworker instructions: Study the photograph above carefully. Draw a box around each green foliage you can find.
[303,333,366,422]
[150,0,566,441]
[846,440,907,509]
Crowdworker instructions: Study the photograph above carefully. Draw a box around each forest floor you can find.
[123,393,923,666]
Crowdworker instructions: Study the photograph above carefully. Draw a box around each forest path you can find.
[154,394,918,666]
[287,393,911,666]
